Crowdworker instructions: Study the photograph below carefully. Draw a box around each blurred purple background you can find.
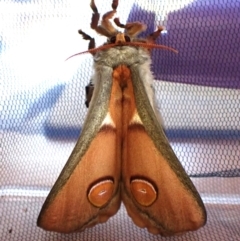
[128,0,240,89]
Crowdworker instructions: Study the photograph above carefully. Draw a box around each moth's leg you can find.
[85,81,94,108]
[114,18,147,38]
[78,30,95,50]
[90,0,100,30]
[146,26,164,43]
[90,0,117,37]
[111,0,118,10]
[100,10,117,35]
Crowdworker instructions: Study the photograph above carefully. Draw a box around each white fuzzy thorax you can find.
[92,46,156,112]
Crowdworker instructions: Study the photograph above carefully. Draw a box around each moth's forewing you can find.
[120,59,207,236]
[37,65,121,233]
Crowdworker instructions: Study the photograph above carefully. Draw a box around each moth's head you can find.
[66,29,177,61]
[66,1,177,61]
[108,33,131,45]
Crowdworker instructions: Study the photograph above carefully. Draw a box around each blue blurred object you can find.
[2,84,65,134]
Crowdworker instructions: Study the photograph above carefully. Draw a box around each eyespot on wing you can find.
[130,179,157,207]
[88,179,114,207]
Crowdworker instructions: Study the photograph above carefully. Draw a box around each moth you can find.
[37,0,207,236]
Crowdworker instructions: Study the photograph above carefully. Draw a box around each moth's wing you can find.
[37,69,121,233]
[121,66,207,236]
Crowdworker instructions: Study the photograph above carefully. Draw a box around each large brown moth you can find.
[37,0,207,236]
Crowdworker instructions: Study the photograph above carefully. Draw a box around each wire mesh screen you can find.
[1,0,239,240]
